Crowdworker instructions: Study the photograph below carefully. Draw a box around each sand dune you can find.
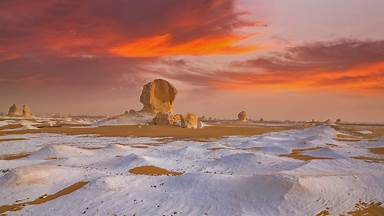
[0,125,383,215]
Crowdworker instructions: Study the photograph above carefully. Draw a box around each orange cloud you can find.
[109,33,259,57]
[214,61,384,92]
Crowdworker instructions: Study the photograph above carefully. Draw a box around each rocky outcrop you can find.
[22,104,32,117]
[152,112,173,126]
[8,104,21,116]
[238,111,247,122]
[182,113,200,129]
[152,112,183,126]
[140,79,177,114]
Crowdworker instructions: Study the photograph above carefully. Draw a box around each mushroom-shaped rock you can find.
[140,79,177,114]
[22,104,32,117]
[8,104,21,116]
[238,111,247,122]
[182,113,200,129]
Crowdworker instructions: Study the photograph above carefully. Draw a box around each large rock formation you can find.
[182,113,200,129]
[22,104,32,117]
[238,111,247,122]
[140,79,177,114]
[8,104,21,116]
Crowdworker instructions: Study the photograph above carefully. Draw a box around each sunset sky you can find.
[1,0,383,122]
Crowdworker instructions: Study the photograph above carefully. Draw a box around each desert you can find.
[1,79,384,216]
[1,1,384,215]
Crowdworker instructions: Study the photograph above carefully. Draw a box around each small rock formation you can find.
[238,111,247,122]
[8,104,21,116]
[182,113,200,129]
[22,104,32,117]
[152,112,183,126]
[336,118,341,124]
[171,114,183,126]
[140,79,177,114]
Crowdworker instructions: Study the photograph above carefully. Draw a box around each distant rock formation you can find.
[140,79,177,114]
[8,104,21,116]
[238,111,247,122]
[182,113,201,129]
[22,104,32,117]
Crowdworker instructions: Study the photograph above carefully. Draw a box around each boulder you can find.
[140,79,177,114]
[171,114,183,126]
[182,113,200,129]
[238,111,247,122]
[22,104,32,117]
[152,112,183,126]
[8,104,21,116]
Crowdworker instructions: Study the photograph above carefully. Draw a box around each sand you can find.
[345,201,384,216]
[369,147,384,155]
[0,181,88,214]
[316,201,384,216]
[0,125,383,215]
[0,152,31,160]
[351,156,384,163]
[279,147,334,161]
[0,125,289,140]
[129,165,183,176]
[0,138,28,142]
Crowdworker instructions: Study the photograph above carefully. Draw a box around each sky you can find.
[0,0,383,122]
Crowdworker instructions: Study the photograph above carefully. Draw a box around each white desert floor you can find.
[0,126,383,216]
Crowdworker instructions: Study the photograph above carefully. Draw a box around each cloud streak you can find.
[158,39,384,92]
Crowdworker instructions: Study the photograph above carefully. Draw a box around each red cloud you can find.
[0,0,262,58]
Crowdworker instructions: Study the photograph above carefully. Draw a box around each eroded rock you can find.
[152,112,183,126]
[8,104,21,116]
[182,113,200,129]
[238,111,247,122]
[140,79,177,114]
[22,104,32,117]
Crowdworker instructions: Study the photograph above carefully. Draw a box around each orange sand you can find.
[334,134,362,142]
[129,165,183,176]
[0,125,292,140]
[0,138,28,142]
[368,147,384,155]
[316,201,384,216]
[344,201,384,216]
[315,209,330,216]
[280,147,334,161]
[130,145,150,149]
[0,124,23,131]
[0,152,31,160]
[0,181,88,215]
[351,156,384,163]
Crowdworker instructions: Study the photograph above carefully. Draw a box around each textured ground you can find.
[0,125,384,216]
